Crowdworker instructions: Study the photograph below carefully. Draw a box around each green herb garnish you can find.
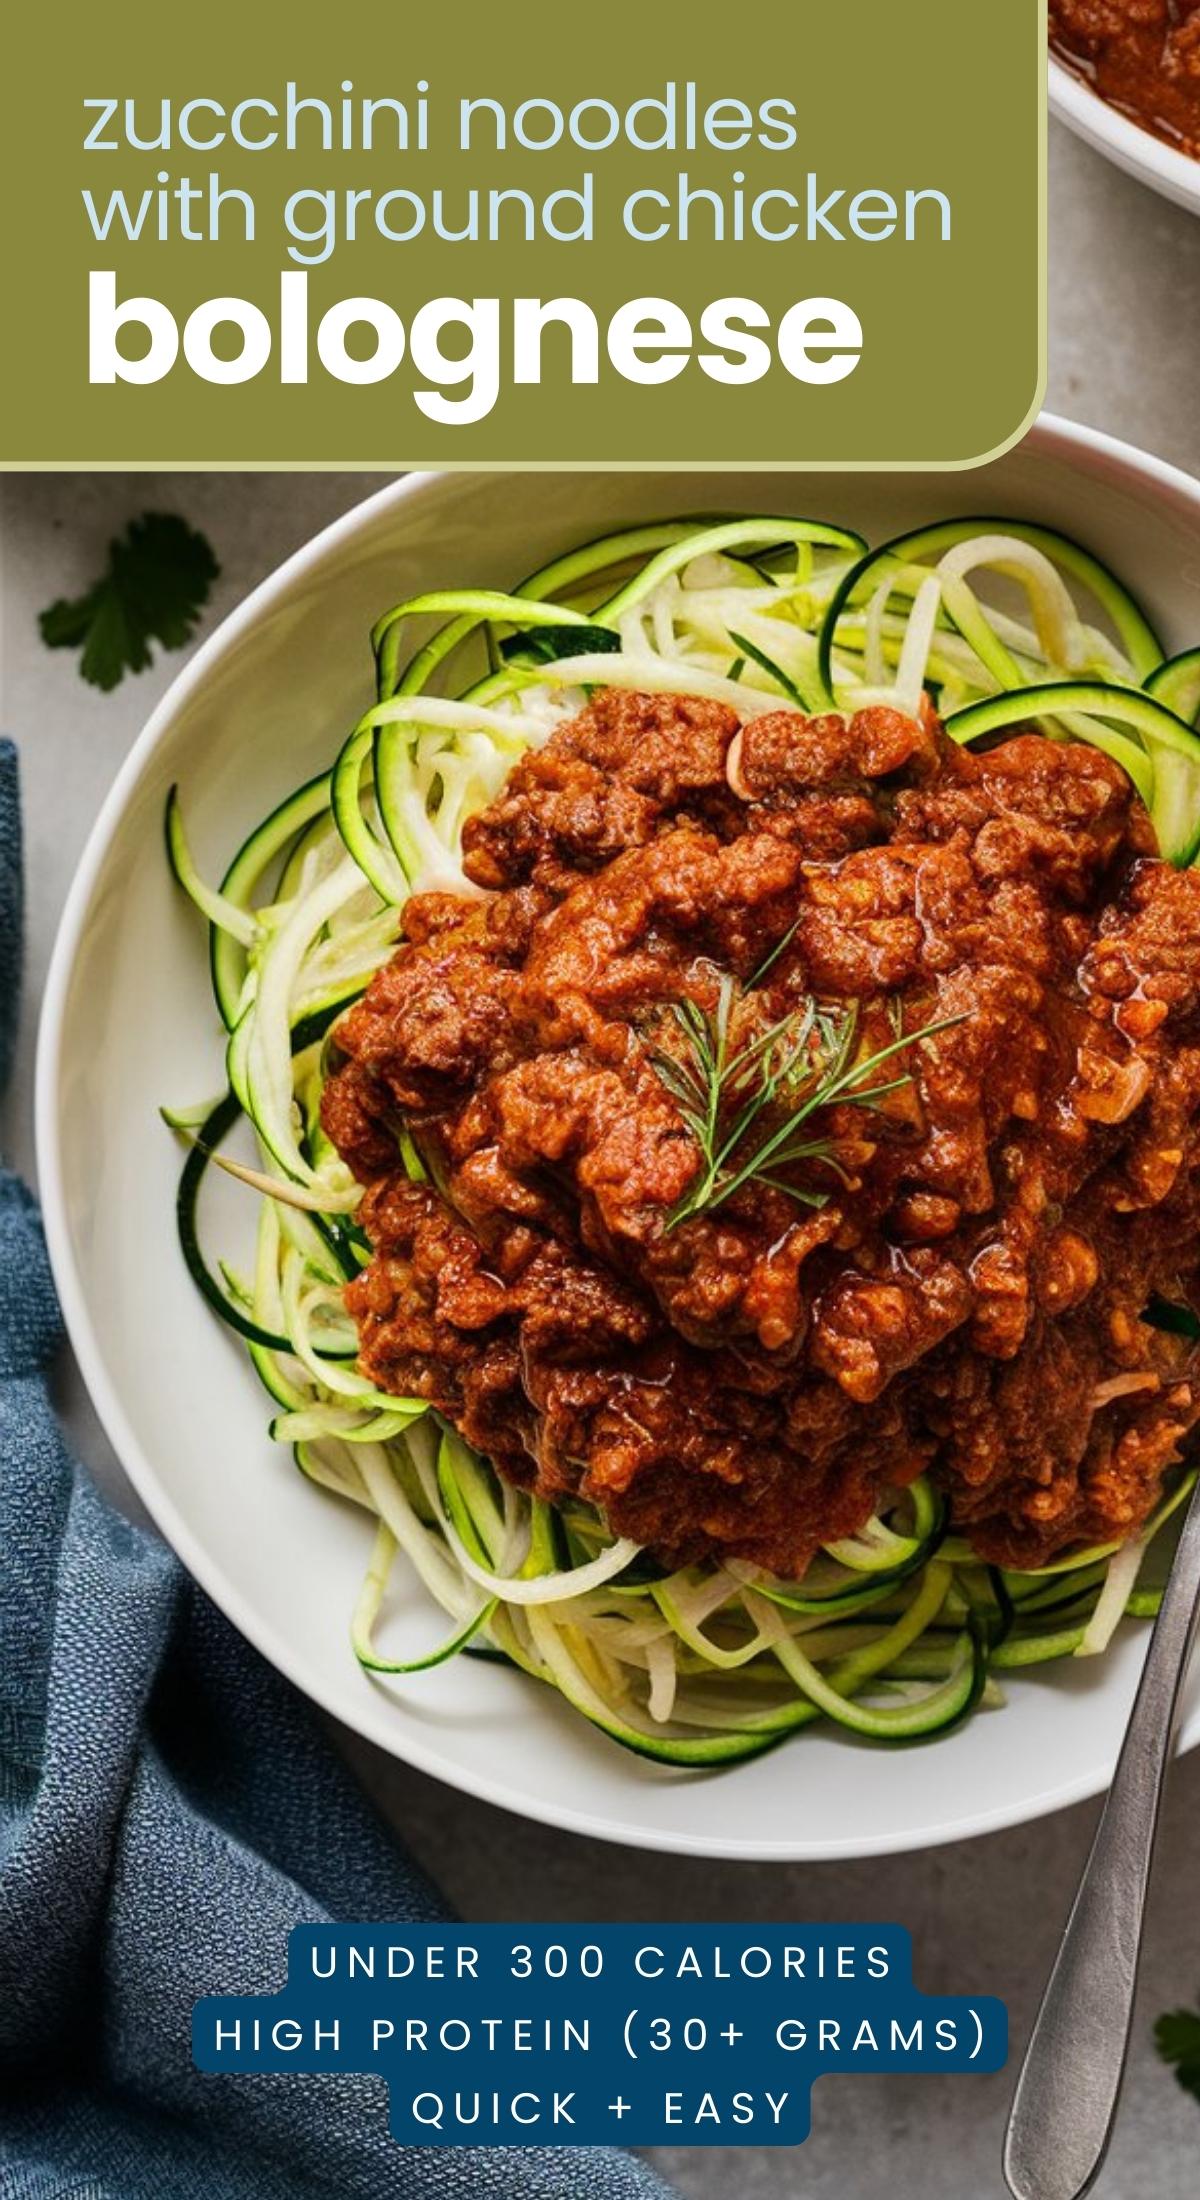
[500,623,620,665]
[648,975,959,1231]
[1155,2002,1200,2105]
[39,512,219,691]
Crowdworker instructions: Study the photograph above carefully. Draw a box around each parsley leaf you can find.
[39,512,219,691]
[1155,2003,1200,2105]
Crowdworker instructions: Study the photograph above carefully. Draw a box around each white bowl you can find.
[36,418,1200,1860]
[1051,52,1200,217]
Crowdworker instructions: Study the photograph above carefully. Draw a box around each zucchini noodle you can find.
[163,509,1200,1766]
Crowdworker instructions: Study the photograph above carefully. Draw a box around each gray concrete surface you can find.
[4,119,1200,2200]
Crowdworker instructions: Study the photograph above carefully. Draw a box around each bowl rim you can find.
[33,418,1200,1858]
[1049,51,1200,214]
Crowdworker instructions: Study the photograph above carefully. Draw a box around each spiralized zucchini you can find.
[164,510,1200,1764]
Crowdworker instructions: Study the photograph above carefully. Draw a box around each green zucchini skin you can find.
[817,517,1164,702]
[331,725,402,903]
[173,1085,362,1356]
[750,1493,947,1618]
[1147,647,1200,724]
[946,680,1200,863]
[175,1093,294,1352]
[209,771,334,1027]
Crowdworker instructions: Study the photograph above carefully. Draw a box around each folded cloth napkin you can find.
[0,741,674,2200]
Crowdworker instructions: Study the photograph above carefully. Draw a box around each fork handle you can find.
[1003,1479,1200,2200]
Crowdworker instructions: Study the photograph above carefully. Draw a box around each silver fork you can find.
[1003,1475,1200,2200]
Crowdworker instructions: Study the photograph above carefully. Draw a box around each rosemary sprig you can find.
[746,916,801,990]
[647,979,961,1231]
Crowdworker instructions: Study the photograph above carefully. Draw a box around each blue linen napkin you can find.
[0,740,673,2200]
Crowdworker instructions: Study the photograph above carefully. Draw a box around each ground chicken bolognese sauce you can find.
[321,689,1200,1578]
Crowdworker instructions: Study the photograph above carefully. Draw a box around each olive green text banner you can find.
[1,0,1045,467]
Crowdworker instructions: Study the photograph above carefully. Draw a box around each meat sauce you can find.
[322,690,1200,1577]
[1050,0,1200,158]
